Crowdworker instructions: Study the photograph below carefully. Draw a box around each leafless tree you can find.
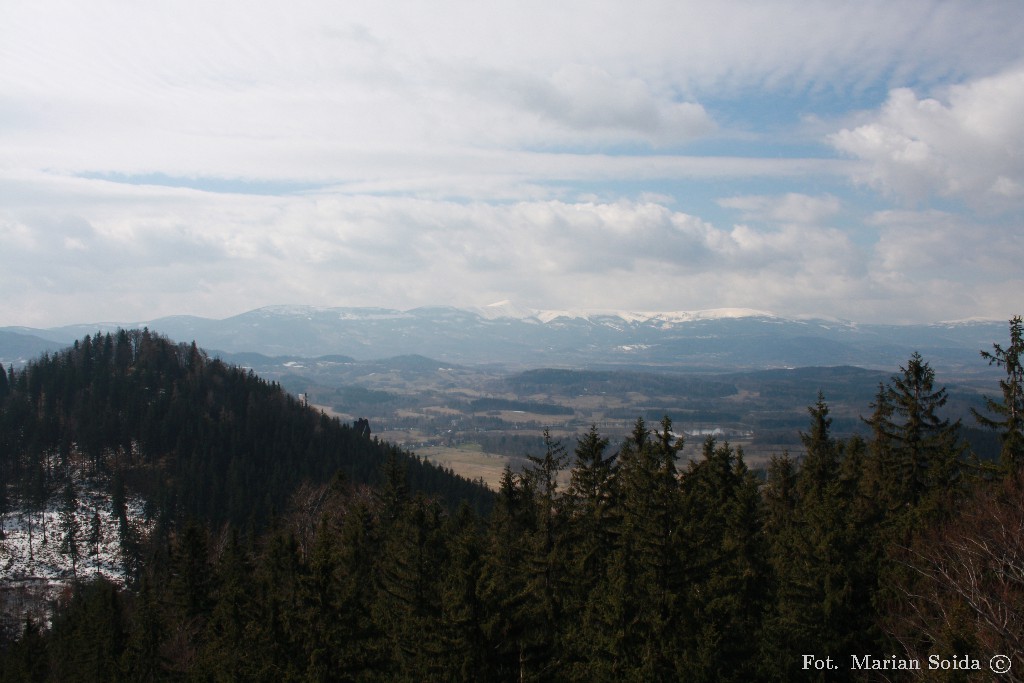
[890,475,1024,681]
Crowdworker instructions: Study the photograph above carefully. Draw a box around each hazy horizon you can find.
[4,301,1020,332]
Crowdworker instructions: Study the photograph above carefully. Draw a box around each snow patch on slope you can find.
[1,481,150,633]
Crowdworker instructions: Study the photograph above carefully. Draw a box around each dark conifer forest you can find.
[1,320,1023,681]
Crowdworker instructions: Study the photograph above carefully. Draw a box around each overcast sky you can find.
[2,1,1023,327]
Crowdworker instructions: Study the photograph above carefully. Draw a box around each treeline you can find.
[0,329,492,536]
[1,320,1023,681]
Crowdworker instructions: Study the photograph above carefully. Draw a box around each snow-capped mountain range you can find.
[472,300,779,325]
[0,303,1013,372]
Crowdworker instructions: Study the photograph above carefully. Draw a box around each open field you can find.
[414,444,512,490]
[260,357,999,489]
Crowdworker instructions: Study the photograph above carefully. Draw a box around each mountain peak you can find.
[474,300,540,320]
[247,302,780,326]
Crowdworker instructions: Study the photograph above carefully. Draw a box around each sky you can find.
[2,1,1023,327]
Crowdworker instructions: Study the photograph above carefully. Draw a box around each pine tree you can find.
[523,429,568,530]
[377,450,409,529]
[564,424,616,576]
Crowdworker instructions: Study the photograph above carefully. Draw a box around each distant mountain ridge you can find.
[0,304,1012,373]
[469,300,780,325]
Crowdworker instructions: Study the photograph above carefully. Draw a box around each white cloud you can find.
[489,64,716,147]
[829,65,1024,207]
[2,1,1021,180]
[717,193,842,225]
[848,208,1024,322]
[868,209,1024,277]
[0,175,874,324]
[1,171,1019,326]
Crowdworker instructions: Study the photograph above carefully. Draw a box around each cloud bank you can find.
[1,1,1022,326]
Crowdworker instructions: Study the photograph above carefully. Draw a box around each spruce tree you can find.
[973,315,1024,473]
[796,393,839,500]
[525,430,573,678]
[887,352,965,509]
[1,618,50,682]
[440,502,487,681]
[47,579,128,682]
[562,425,617,678]
[251,530,305,679]
[59,480,81,577]
[762,452,797,545]
[679,437,766,681]
[122,573,168,682]
[87,507,102,574]
[479,466,536,680]
[863,354,964,514]
[760,452,797,681]
[861,383,900,514]
[167,517,214,669]
[373,494,448,681]
[767,396,882,681]
[591,417,684,681]
[333,500,388,679]
[198,528,258,680]
[0,481,7,544]
[297,517,345,681]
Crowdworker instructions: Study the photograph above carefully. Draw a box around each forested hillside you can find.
[1,320,1022,681]
[0,329,491,531]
